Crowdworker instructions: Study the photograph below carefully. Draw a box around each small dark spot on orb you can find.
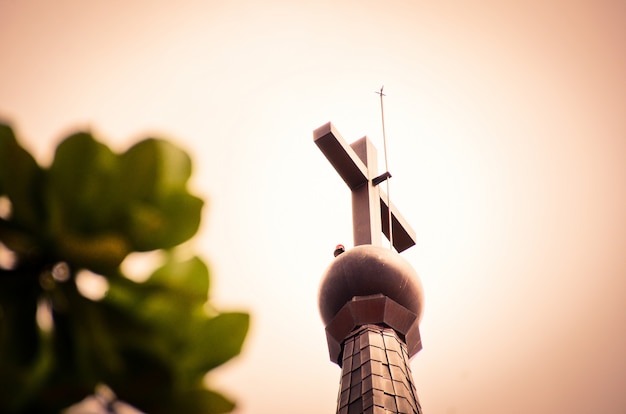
[333,244,345,257]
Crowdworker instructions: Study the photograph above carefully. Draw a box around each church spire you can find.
[314,123,424,413]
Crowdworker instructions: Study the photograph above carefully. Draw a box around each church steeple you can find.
[314,123,424,414]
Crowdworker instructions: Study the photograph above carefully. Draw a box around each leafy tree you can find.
[0,122,249,413]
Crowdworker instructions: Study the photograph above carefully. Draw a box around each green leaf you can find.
[48,132,120,227]
[119,138,193,201]
[174,388,237,414]
[0,123,44,230]
[117,139,160,201]
[119,138,203,250]
[127,192,203,251]
[104,256,209,323]
[46,132,124,251]
[146,256,210,303]
[101,259,211,381]
[182,312,250,375]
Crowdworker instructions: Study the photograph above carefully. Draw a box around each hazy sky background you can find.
[1,1,625,413]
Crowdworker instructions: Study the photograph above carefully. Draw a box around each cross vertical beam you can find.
[314,122,416,253]
[350,136,382,247]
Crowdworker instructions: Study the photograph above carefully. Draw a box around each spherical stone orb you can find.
[318,244,424,326]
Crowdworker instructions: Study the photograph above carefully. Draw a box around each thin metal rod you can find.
[376,85,393,250]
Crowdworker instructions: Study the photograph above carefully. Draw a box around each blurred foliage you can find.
[0,123,249,413]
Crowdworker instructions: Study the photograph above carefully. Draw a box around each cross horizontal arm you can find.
[314,122,368,190]
[380,190,417,253]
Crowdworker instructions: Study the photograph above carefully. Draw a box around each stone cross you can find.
[314,122,416,253]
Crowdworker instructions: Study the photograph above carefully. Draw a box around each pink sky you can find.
[1,1,625,413]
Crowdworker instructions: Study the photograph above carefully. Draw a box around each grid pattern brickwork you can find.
[336,325,422,414]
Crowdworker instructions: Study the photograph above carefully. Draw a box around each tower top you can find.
[314,121,424,363]
[314,121,425,413]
